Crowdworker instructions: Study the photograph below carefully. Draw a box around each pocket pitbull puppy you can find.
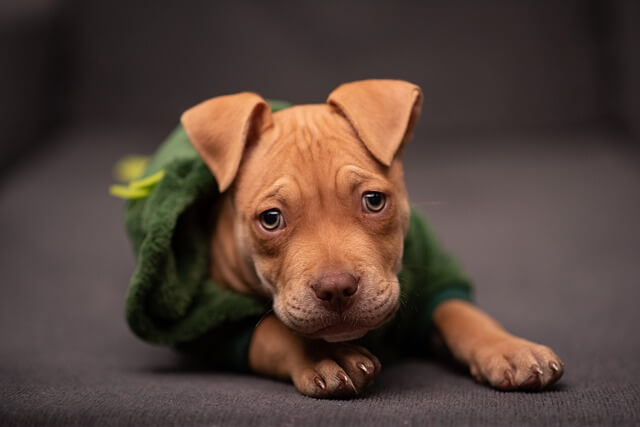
[181,79,564,397]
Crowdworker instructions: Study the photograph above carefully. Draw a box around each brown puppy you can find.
[182,80,564,398]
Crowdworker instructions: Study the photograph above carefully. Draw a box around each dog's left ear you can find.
[327,79,423,166]
[181,92,272,192]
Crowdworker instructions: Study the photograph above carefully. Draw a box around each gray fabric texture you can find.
[1,126,639,426]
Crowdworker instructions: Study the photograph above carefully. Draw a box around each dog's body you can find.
[181,80,564,397]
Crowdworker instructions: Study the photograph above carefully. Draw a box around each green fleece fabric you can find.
[123,102,472,371]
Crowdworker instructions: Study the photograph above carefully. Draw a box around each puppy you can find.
[181,79,564,397]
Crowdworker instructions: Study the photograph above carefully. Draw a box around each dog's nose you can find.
[311,272,359,313]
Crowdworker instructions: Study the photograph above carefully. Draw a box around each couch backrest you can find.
[69,0,607,134]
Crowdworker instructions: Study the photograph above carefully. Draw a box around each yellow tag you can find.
[113,156,150,182]
[110,157,165,200]
[129,170,165,189]
[109,185,151,200]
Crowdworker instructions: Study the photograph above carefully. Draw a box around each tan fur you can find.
[181,80,564,397]
[328,80,422,166]
[212,103,411,341]
[182,92,272,192]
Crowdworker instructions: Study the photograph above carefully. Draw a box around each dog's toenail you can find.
[337,371,349,384]
[498,369,513,389]
[357,362,369,374]
[550,361,560,373]
[532,365,544,376]
[314,376,326,390]
[505,369,514,385]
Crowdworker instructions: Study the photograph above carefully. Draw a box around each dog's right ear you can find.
[181,92,272,192]
[327,80,422,167]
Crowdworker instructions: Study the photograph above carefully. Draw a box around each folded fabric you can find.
[119,101,472,371]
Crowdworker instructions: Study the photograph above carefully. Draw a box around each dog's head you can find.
[182,80,423,342]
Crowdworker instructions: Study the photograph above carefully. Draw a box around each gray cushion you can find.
[1,127,639,425]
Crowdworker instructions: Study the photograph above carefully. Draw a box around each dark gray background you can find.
[1,1,639,425]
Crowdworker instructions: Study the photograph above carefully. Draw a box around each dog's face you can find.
[232,105,410,341]
[182,80,423,341]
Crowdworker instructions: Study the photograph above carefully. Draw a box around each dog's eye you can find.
[362,191,386,213]
[259,209,284,231]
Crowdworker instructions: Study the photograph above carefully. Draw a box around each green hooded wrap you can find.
[122,102,472,371]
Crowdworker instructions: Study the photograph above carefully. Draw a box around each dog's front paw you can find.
[290,343,381,398]
[469,336,564,391]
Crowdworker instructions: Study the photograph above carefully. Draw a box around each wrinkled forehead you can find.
[260,104,371,162]
[234,105,389,204]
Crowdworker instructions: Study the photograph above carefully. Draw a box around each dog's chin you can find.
[275,314,372,342]
[284,306,400,343]
[309,325,370,343]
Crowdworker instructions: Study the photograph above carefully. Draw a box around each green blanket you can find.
[121,102,472,370]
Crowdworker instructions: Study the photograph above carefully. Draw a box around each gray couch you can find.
[1,1,639,425]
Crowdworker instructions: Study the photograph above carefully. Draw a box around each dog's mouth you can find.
[302,302,399,342]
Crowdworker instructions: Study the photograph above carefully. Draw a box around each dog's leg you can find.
[433,300,564,390]
[248,315,381,398]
